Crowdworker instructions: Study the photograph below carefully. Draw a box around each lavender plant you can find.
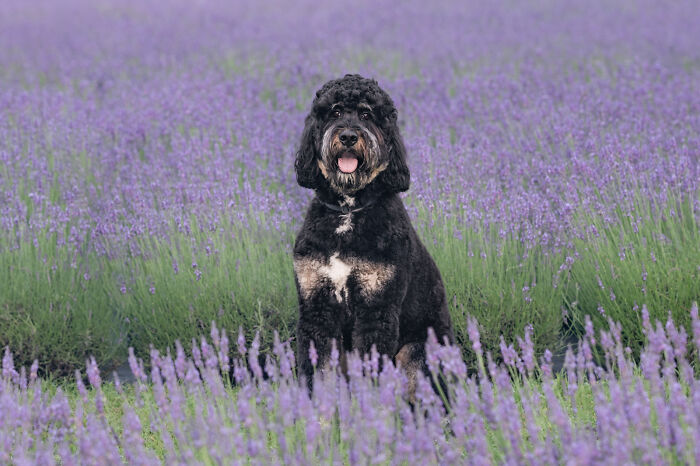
[1,0,699,374]
[567,193,700,356]
[2,306,700,464]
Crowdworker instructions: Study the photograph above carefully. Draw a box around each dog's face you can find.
[318,101,385,194]
[295,74,410,195]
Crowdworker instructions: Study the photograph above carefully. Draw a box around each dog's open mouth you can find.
[337,152,359,174]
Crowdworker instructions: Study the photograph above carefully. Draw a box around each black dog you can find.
[293,74,454,395]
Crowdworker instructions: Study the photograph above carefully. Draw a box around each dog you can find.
[293,74,454,396]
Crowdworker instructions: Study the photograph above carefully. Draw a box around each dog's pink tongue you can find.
[338,155,358,173]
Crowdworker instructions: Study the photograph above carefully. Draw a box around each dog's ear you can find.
[380,110,410,192]
[294,113,322,189]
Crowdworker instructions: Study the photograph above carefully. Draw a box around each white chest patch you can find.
[293,252,395,304]
[318,253,352,302]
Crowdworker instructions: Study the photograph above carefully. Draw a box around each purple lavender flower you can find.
[29,360,38,383]
[248,332,263,379]
[75,370,88,402]
[308,340,318,368]
[174,340,187,380]
[596,275,605,290]
[128,347,148,384]
[0,0,699,461]
[2,347,19,383]
[218,329,230,373]
[2,309,700,462]
[691,302,700,353]
[329,339,340,371]
[425,328,442,375]
[237,327,247,357]
[519,324,535,373]
[466,316,482,354]
[86,356,101,389]
[499,335,518,368]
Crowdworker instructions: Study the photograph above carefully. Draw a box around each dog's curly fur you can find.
[293,74,454,394]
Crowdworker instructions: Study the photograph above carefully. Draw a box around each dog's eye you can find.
[331,109,341,118]
[360,111,371,120]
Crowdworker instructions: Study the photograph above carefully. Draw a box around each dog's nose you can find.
[339,129,358,147]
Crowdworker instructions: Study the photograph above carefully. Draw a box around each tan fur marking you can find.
[317,159,330,179]
[354,260,395,299]
[293,257,324,300]
[294,255,395,302]
[352,134,368,158]
[363,161,388,186]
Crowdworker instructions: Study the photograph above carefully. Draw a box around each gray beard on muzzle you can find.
[319,124,384,194]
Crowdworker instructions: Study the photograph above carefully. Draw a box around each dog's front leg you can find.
[296,292,345,390]
[351,307,400,364]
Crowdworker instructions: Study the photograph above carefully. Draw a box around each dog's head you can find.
[295,74,409,195]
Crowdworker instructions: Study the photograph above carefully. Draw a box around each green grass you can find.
[110,217,299,362]
[565,189,700,357]
[416,202,567,366]
[0,236,126,377]
[2,189,698,377]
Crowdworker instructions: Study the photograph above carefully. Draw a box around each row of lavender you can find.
[2,304,699,464]
[2,0,698,253]
[1,0,699,373]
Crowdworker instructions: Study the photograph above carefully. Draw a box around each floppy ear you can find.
[294,113,322,189]
[380,111,410,192]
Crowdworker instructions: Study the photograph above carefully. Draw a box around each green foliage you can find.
[0,238,125,377]
[565,191,700,357]
[112,217,299,361]
[2,190,699,378]
[418,206,567,365]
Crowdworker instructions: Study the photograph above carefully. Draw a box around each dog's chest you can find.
[293,252,395,304]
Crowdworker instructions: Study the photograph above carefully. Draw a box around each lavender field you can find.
[2,0,698,375]
[1,0,700,461]
[3,307,700,463]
